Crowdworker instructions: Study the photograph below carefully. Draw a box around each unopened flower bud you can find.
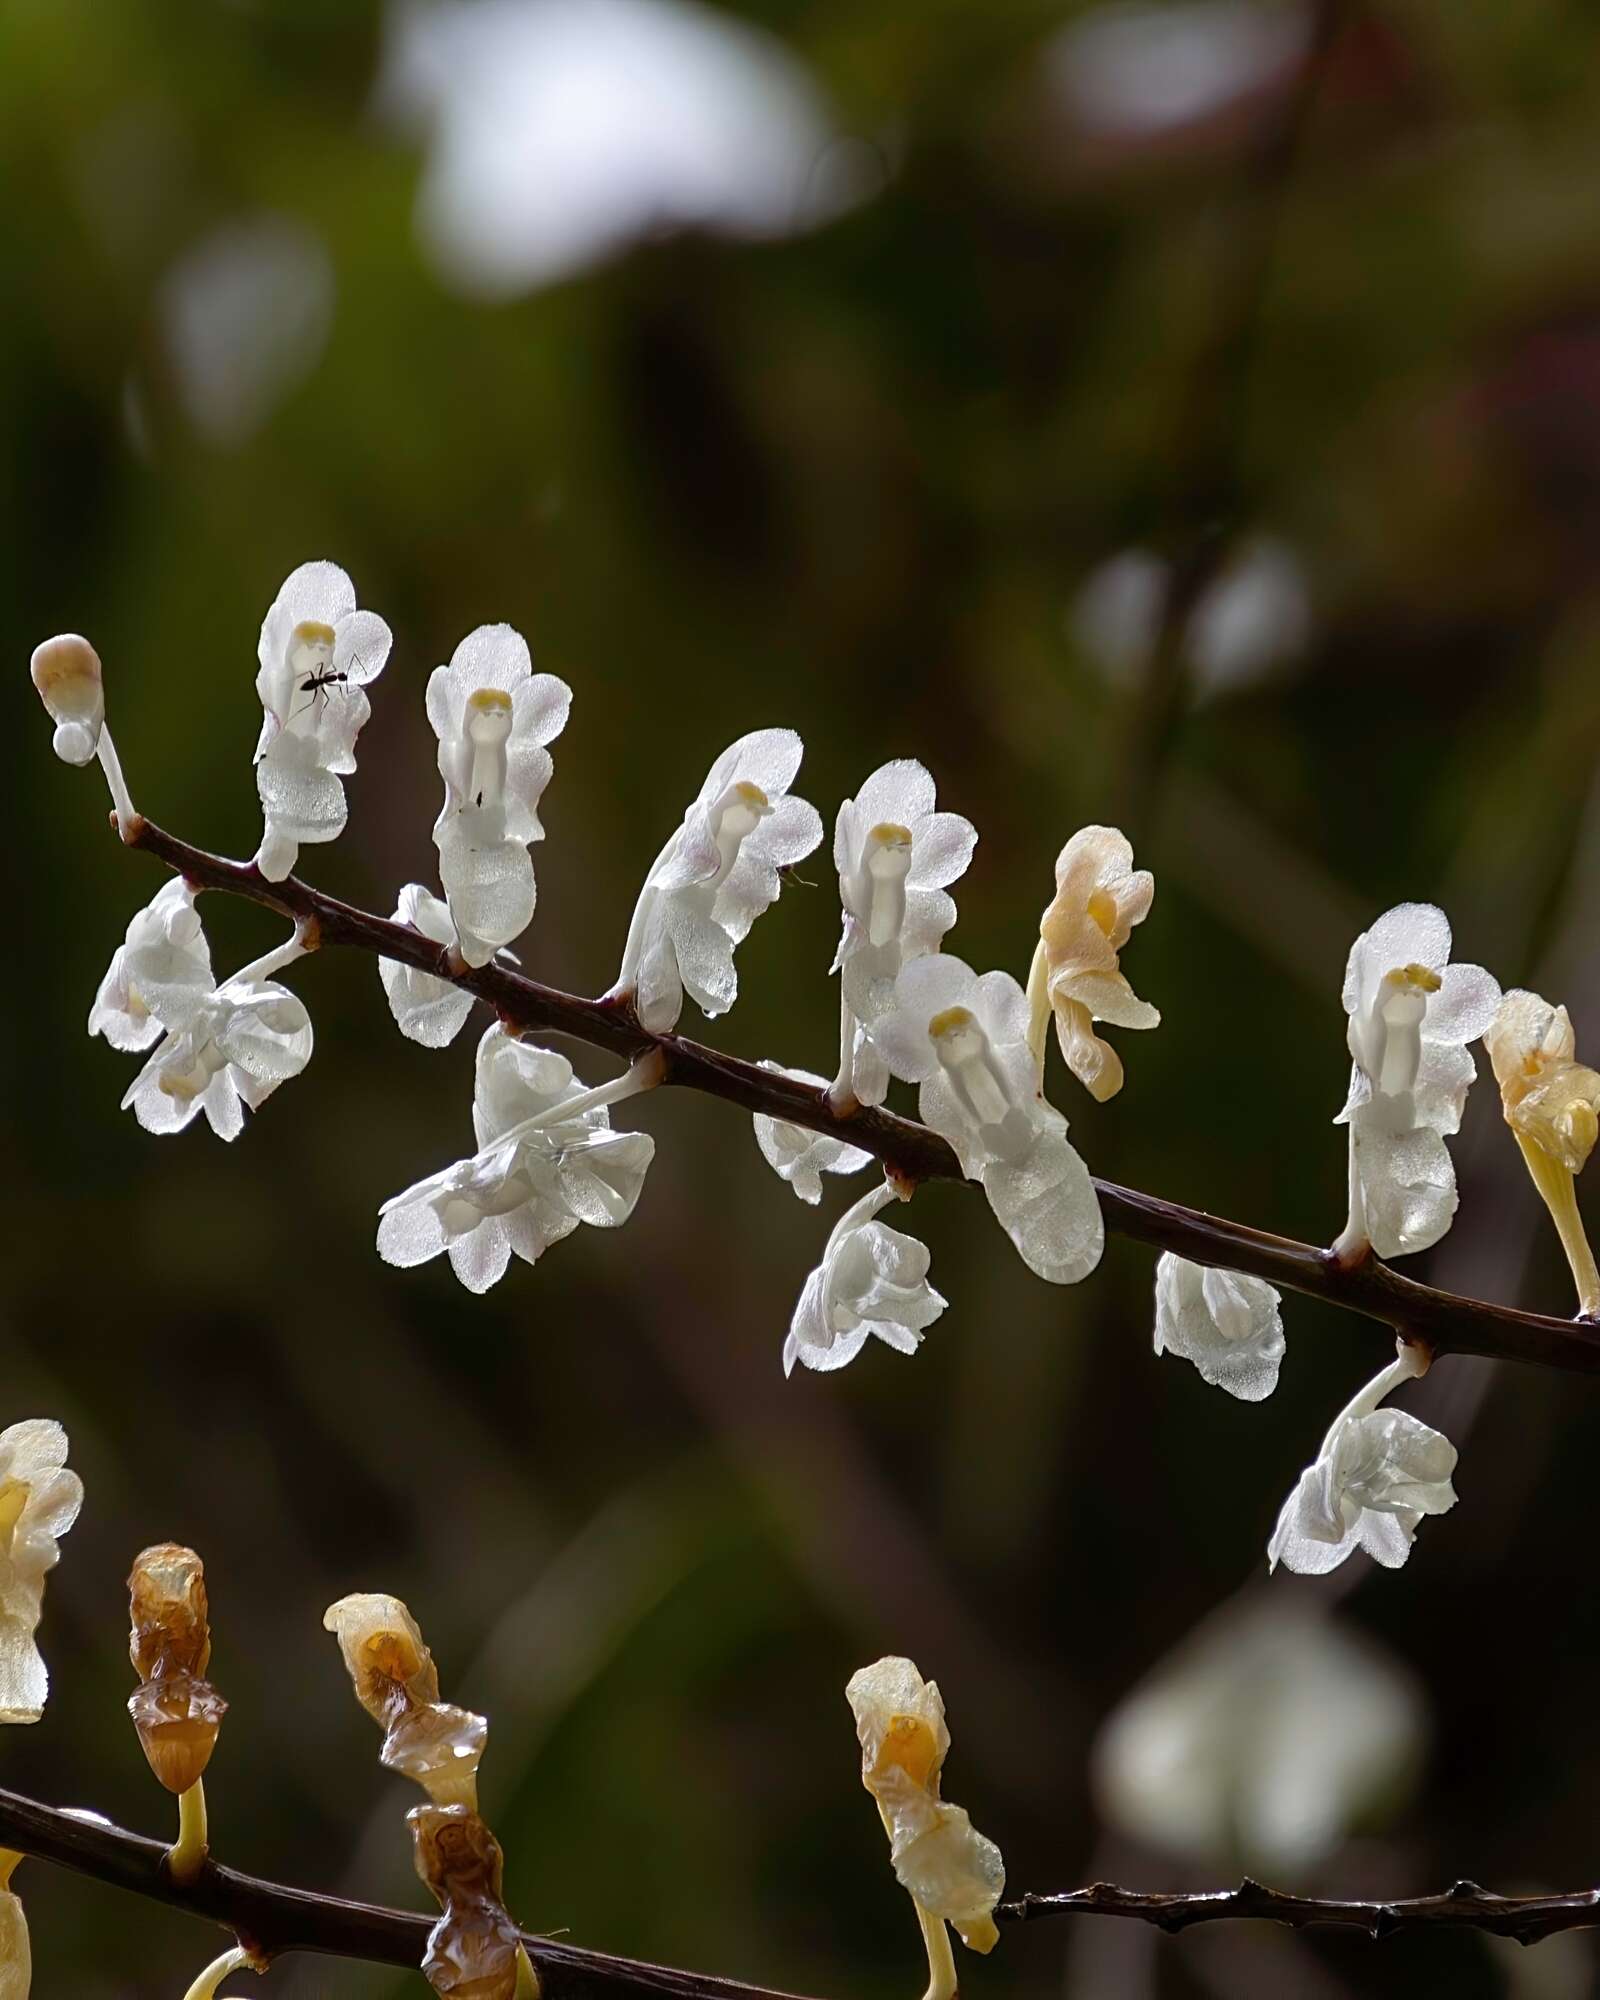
[30,633,105,766]
[409,1802,522,2000]
[127,1544,226,1793]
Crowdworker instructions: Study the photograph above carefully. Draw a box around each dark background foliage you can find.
[5,1,1600,1994]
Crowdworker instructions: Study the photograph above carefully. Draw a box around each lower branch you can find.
[998,1877,1600,1946]
[9,1780,1598,1977]
[0,1785,819,2000]
[123,813,1600,1377]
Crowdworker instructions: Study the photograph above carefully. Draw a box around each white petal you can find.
[981,1127,1103,1284]
[1353,1125,1457,1258]
[1153,1254,1284,1401]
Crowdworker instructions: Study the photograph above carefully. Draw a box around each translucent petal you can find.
[905,810,977,892]
[446,1219,513,1294]
[1344,902,1452,1015]
[1353,1124,1457,1258]
[558,1129,655,1226]
[0,1889,29,1998]
[1153,1254,1284,1401]
[333,608,394,685]
[853,758,938,833]
[698,725,804,808]
[753,1064,872,1203]
[1426,961,1502,1046]
[436,812,536,965]
[893,1804,1005,1929]
[982,1128,1104,1285]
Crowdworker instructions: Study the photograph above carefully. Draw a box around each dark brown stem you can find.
[7,1779,1598,1973]
[120,813,1600,1377]
[998,1876,1600,1945]
[0,1784,818,1998]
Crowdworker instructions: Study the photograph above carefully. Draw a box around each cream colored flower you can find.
[1486,989,1600,1316]
[0,1421,84,1724]
[1031,826,1158,1101]
[846,1656,1004,2000]
[0,1852,29,2000]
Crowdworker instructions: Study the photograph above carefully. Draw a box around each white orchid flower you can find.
[609,727,823,1032]
[829,760,976,1107]
[871,955,1103,1285]
[427,625,572,967]
[1268,1341,1457,1575]
[784,1182,945,1375]
[377,1027,656,1292]
[252,561,393,882]
[1153,1254,1285,1402]
[1332,902,1500,1261]
[120,935,313,1142]
[89,880,213,1052]
[753,1063,873,1204]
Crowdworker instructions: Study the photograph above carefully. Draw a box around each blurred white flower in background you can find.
[159,216,334,444]
[1093,1598,1426,1876]
[1045,0,1311,144]
[380,0,867,299]
[1072,536,1312,698]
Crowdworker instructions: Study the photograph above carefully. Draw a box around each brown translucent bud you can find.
[128,1675,228,1793]
[324,1592,486,1809]
[130,1544,212,1680]
[128,1544,226,1793]
[409,1803,521,2000]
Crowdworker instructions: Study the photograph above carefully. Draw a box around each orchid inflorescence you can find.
[26,560,1600,1607]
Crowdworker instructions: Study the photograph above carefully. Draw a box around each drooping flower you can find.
[427,625,571,968]
[1092,1598,1426,1875]
[846,1655,1004,2000]
[753,1063,872,1204]
[377,1026,656,1293]
[830,760,976,1106]
[252,562,393,882]
[1333,903,1500,1261]
[1268,1341,1457,1575]
[1153,1254,1285,1402]
[324,1591,535,2000]
[1485,988,1600,1316]
[609,727,823,1032]
[379,885,480,1050]
[871,955,1103,1284]
[323,1592,487,1810]
[784,1183,945,1375]
[1029,825,1158,1102]
[89,880,213,1052]
[0,1420,84,1725]
[121,951,313,1143]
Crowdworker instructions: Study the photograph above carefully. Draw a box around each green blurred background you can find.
[7,0,1600,1993]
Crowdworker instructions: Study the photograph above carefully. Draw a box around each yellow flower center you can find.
[467,687,513,716]
[928,1005,976,1042]
[1086,887,1119,936]
[0,1479,27,1554]
[874,1712,941,1789]
[1384,962,1442,995]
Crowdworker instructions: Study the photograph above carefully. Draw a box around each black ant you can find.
[289,649,367,723]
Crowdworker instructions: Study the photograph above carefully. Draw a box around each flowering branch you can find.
[113,810,1600,1376]
[997,1876,1600,1946]
[0,1783,820,1999]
